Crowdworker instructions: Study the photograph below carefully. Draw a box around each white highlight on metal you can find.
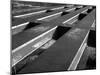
[37,12,62,21]
[51,6,64,10]
[81,9,88,13]
[33,37,50,48]
[12,26,57,53]
[65,8,76,12]
[12,26,57,66]
[68,31,90,70]
[12,37,51,67]
[69,19,78,24]
[91,20,95,28]
[77,6,83,8]
[12,22,29,29]
[40,40,56,49]
[14,10,46,18]
[89,7,93,9]
[63,14,79,24]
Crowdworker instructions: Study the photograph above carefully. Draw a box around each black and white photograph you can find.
[11,0,96,75]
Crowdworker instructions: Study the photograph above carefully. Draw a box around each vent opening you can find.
[52,26,71,40]
[87,30,96,48]
[78,13,87,20]
[75,8,81,11]
[24,22,41,30]
[46,10,53,13]
[64,7,68,9]
[61,12,69,16]
[87,9,93,13]
[92,6,96,9]
[83,6,87,8]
